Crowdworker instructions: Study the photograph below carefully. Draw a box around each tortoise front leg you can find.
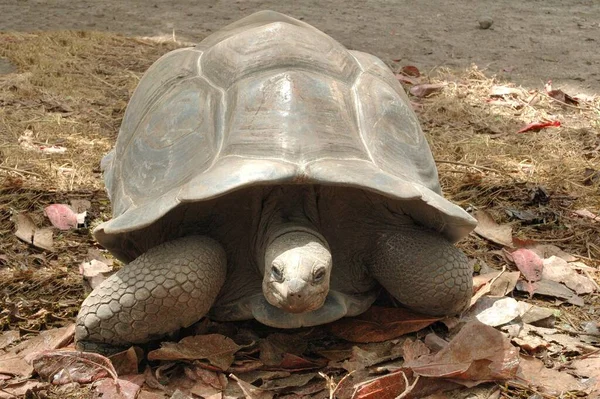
[367,226,472,316]
[75,236,227,354]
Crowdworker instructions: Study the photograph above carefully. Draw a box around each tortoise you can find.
[75,10,477,353]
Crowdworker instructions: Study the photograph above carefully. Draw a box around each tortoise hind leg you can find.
[367,226,472,316]
[75,235,227,354]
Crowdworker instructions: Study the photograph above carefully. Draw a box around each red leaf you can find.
[44,204,78,230]
[353,368,459,399]
[547,89,579,105]
[401,65,421,77]
[517,120,561,133]
[329,306,440,343]
[510,248,543,282]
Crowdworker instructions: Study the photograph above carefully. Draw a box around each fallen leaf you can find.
[148,334,240,371]
[109,347,140,376]
[93,377,142,399]
[471,297,521,327]
[401,65,421,77]
[33,228,54,251]
[472,210,513,247]
[329,306,440,343]
[409,83,445,97]
[70,199,92,213]
[490,85,521,97]
[547,89,579,106]
[518,302,555,326]
[510,248,543,282]
[572,208,599,222]
[396,74,421,85]
[230,374,273,399]
[515,279,580,302]
[404,321,519,384]
[513,355,586,395]
[44,204,78,230]
[353,368,459,399]
[0,331,19,352]
[569,355,600,395]
[401,338,430,362]
[259,333,308,367]
[261,373,316,390]
[0,380,48,399]
[542,256,596,294]
[522,243,578,262]
[31,349,117,384]
[517,120,561,133]
[0,324,74,377]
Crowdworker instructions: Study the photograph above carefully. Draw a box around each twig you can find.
[435,159,517,181]
[582,269,600,291]
[395,372,420,399]
[0,165,42,177]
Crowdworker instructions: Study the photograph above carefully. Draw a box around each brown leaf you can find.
[510,248,543,282]
[93,377,142,399]
[572,208,600,222]
[547,89,579,105]
[409,83,445,97]
[542,256,596,294]
[147,334,240,371]
[329,306,440,343]
[473,210,513,247]
[513,355,586,395]
[569,355,600,395]
[353,368,459,399]
[0,331,19,351]
[401,338,430,362]
[278,353,326,371]
[404,321,519,384]
[396,74,420,85]
[31,349,117,384]
[44,204,78,230]
[0,380,48,399]
[230,374,273,399]
[109,347,140,376]
[0,324,74,377]
[259,333,308,367]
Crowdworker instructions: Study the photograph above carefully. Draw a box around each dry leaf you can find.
[31,349,117,384]
[404,321,519,384]
[148,334,240,371]
[353,368,459,399]
[0,324,74,377]
[473,210,513,247]
[572,208,599,222]
[230,374,273,399]
[329,306,440,343]
[44,204,78,230]
[409,83,445,97]
[401,338,430,362]
[0,331,19,352]
[401,65,421,77]
[109,347,140,376]
[93,377,143,399]
[542,256,596,294]
[471,297,521,327]
[511,248,543,282]
[514,355,586,395]
[517,120,561,133]
[490,85,521,97]
[259,333,308,367]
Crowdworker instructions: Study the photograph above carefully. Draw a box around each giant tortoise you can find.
[76,10,477,353]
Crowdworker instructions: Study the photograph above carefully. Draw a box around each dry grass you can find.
[0,31,598,398]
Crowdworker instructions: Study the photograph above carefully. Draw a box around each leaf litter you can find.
[0,34,599,398]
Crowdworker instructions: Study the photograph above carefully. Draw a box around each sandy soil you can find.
[1,0,599,94]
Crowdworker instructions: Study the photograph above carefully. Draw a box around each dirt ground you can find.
[1,0,599,94]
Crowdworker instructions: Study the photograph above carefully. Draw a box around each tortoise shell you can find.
[95,10,476,258]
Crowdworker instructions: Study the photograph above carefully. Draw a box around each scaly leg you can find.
[368,226,472,316]
[75,235,226,354]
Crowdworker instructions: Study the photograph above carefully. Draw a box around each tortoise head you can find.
[263,228,332,314]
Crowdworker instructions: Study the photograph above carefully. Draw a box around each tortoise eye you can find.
[313,268,326,283]
[271,265,284,281]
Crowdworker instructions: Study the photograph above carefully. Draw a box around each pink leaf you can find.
[44,204,78,230]
[401,65,421,77]
[409,83,445,98]
[510,248,543,282]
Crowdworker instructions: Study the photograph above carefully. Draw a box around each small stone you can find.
[479,17,494,29]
